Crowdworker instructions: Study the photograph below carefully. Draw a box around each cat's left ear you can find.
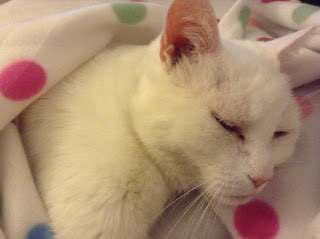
[160,0,221,67]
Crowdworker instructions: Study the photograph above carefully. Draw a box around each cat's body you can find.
[19,0,301,238]
[21,45,171,239]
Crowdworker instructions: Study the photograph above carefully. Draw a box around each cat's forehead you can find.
[206,54,292,125]
[193,55,290,124]
[172,40,293,124]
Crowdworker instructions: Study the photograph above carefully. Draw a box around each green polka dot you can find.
[111,3,147,25]
[238,6,251,32]
[292,5,319,24]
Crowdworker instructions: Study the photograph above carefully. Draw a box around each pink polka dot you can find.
[0,60,46,101]
[294,94,314,119]
[256,37,274,42]
[261,0,289,3]
[234,199,279,239]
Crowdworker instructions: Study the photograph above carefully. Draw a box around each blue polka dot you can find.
[26,224,53,239]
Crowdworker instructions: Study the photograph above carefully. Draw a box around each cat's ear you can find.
[264,26,319,77]
[160,0,221,67]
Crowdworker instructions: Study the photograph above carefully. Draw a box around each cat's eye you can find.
[215,116,234,131]
[273,131,288,138]
[213,114,245,140]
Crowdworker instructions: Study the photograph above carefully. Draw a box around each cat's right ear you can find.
[263,26,320,86]
[160,0,221,67]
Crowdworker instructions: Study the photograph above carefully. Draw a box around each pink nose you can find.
[248,176,269,188]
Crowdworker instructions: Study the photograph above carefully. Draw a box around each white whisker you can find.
[191,183,223,239]
[211,182,227,227]
[204,205,215,239]
[166,178,205,217]
[298,89,320,102]
[152,179,206,224]
[164,187,210,239]
[205,182,226,238]
[178,185,214,239]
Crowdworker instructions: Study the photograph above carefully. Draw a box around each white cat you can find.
[19,0,301,238]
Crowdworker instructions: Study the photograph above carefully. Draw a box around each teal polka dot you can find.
[26,224,53,239]
[292,5,319,24]
[239,6,251,32]
[111,3,147,25]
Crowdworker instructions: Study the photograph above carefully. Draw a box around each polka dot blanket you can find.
[0,0,319,238]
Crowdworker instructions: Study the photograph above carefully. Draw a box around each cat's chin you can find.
[219,194,254,206]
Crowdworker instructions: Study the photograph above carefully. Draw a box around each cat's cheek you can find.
[271,136,298,165]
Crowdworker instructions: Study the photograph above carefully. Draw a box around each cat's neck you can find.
[86,41,196,196]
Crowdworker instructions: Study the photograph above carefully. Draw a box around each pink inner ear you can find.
[160,0,220,64]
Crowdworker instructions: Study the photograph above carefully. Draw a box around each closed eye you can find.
[214,116,235,131]
[273,131,288,138]
[213,114,245,140]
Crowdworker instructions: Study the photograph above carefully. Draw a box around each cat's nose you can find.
[248,175,270,188]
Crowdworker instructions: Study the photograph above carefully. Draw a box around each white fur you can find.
[19,8,301,239]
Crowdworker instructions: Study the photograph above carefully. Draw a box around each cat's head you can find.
[131,0,301,206]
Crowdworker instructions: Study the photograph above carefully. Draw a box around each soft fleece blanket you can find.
[0,0,319,239]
